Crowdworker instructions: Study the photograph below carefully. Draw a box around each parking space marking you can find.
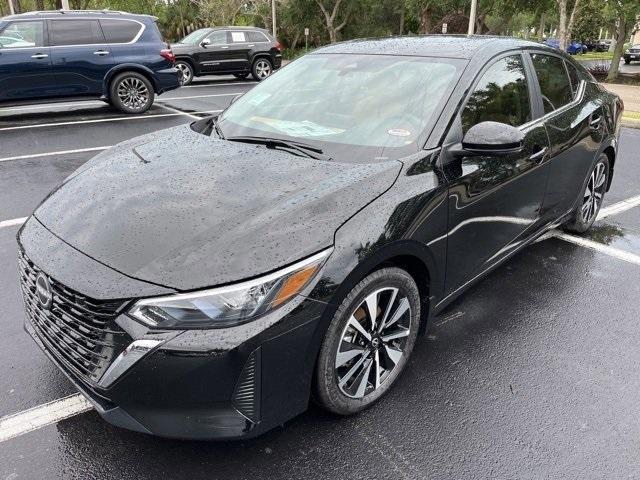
[0,146,110,163]
[156,102,203,120]
[0,217,27,229]
[597,194,640,220]
[159,92,243,101]
[0,109,222,132]
[0,394,92,443]
[185,81,257,88]
[554,230,640,266]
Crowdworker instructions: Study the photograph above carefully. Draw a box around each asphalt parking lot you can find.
[1,77,640,479]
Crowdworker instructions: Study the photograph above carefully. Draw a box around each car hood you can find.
[34,125,401,291]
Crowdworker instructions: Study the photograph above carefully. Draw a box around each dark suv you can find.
[0,10,180,114]
[171,26,282,85]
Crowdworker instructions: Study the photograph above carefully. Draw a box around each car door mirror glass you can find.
[461,121,525,155]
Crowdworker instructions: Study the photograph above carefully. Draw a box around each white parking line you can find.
[0,217,27,229]
[554,230,640,266]
[0,109,222,132]
[185,81,256,88]
[0,146,111,163]
[159,92,243,101]
[597,194,640,219]
[0,394,93,443]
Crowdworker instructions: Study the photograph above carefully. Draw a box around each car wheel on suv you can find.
[175,61,194,86]
[109,72,155,114]
[252,58,273,81]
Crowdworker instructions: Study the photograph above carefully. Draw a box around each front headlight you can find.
[128,248,332,329]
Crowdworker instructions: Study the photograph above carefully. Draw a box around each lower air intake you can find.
[232,348,261,423]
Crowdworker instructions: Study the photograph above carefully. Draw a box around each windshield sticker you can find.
[250,116,345,137]
[387,128,412,137]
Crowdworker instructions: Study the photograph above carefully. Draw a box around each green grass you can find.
[576,51,614,61]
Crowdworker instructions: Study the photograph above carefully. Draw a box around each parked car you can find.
[171,26,283,85]
[0,10,180,114]
[624,44,640,64]
[19,36,622,440]
[597,38,613,52]
[543,37,587,54]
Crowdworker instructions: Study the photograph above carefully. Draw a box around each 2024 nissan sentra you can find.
[18,36,622,440]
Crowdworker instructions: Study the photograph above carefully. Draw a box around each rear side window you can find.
[100,19,142,43]
[247,31,268,43]
[0,21,44,48]
[230,31,247,43]
[462,54,532,133]
[564,61,581,98]
[531,54,573,113]
[49,20,104,46]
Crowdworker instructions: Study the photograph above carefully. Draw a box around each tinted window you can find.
[100,19,141,43]
[462,55,531,133]
[531,54,573,113]
[247,31,268,42]
[564,61,581,97]
[206,31,227,45]
[50,20,104,46]
[0,21,44,48]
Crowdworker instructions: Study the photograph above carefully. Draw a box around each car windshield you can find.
[218,54,463,162]
[179,28,212,44]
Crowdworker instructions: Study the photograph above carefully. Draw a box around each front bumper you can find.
[18,217,329,440]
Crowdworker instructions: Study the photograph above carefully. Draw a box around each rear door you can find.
[0,20,52,101]
[440,53,551,294]
[529,52,604,218]
[48,18,116,96]
[224,30,252,71]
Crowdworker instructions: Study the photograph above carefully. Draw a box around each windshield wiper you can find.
[225,136,331,161]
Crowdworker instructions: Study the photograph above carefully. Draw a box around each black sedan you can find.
[18,36,622,440]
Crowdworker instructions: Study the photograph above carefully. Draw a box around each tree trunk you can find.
[419,6,432,34]
[398,6,405,35]
[606,17,628,82]
[537,13,545,42]
[557,0,568,50]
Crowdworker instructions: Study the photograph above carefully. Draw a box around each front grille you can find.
[19,250,130,385]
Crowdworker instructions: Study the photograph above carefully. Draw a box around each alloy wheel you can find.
[116,77,150,111]
[335,287,412,398]
[581,162,607,224]
[255,60,272,79]
[176,63,192,85]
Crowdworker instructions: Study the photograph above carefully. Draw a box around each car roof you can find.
[314,35,547,59]
[1,10,156,21]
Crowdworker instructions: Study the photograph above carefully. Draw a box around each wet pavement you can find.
[1,76,640,479]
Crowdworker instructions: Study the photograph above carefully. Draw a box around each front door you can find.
[194,30,229,73]
[0,20,52,101]
[48,19,116,96]
[440,53,551,294]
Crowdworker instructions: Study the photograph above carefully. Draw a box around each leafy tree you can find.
[605,0,638,81]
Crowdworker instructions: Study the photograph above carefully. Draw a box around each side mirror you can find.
[461,121,524,155]
[200,38,211,48]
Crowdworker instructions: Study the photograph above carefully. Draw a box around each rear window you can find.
[531,54,573,114]
[49,19,104,46]
[100,19,142,43]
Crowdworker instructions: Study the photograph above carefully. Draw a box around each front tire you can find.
[251,58,273,81]
[314,267,421,415]
[563,154,610,233]
[175,60,194,86]
[109,72,154,114]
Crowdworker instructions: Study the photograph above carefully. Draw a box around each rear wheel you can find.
[314,267,421,415]
[251,58,273,81]
[109,72,154,114]
[562,154,610,233]
[175,61,194,86]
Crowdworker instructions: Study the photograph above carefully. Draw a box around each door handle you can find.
[529,146,548,163]
[248,44,255,47]
[31,53,48,59]
[93,50,110,56]
[220,45,229,49]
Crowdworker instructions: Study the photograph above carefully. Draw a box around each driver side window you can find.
[206,31,228,45]
[461,54,532,133]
